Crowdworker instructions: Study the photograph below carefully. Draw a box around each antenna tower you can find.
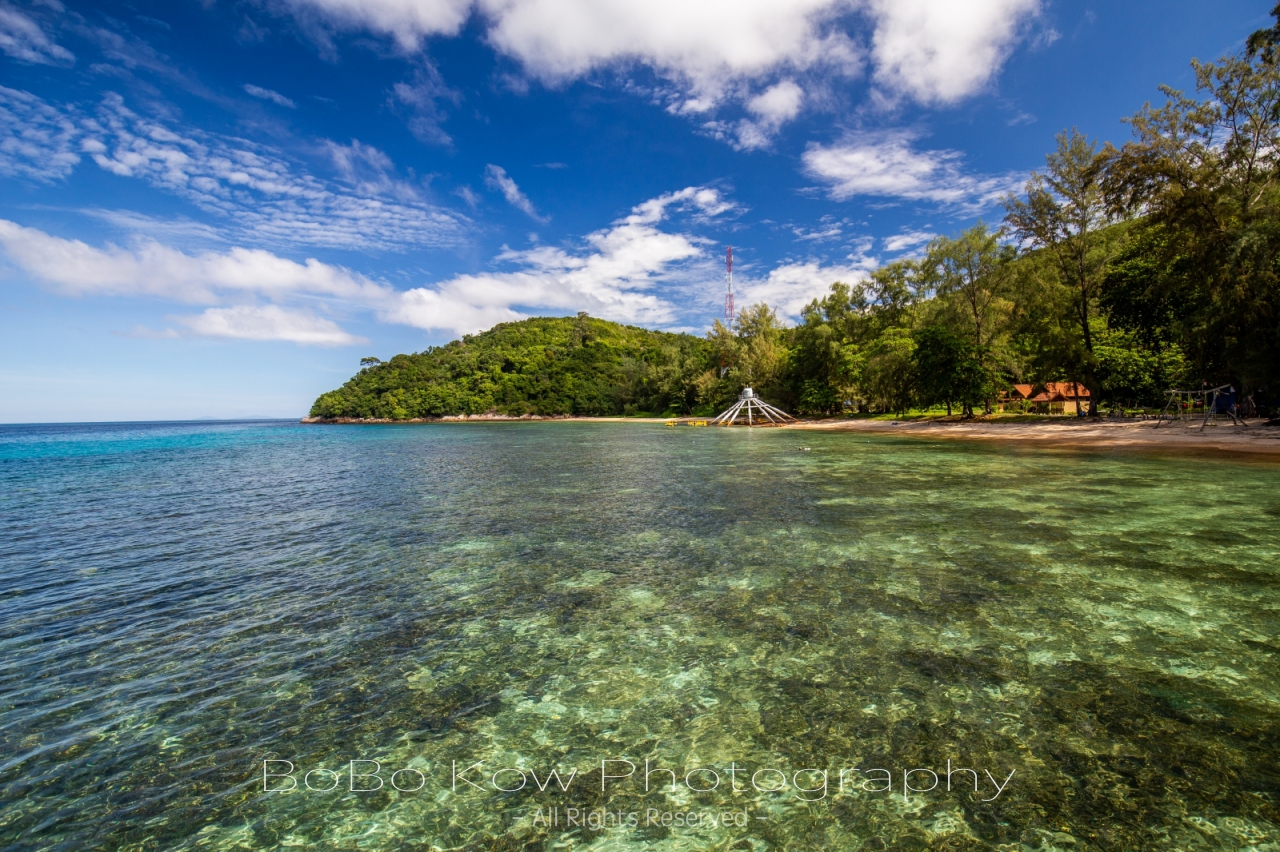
[723,246,735,323]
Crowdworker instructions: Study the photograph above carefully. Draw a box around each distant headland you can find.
[306,314,714,422]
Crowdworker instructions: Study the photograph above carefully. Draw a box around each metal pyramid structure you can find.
[713,387,796,426]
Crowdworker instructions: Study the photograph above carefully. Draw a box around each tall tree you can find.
[920,224,1014,412]
[789,270,922,414]
[864,260,921,334]
[1247,3,1280,63]
[1005,130,1119,414]
[921,224,1011,353]
[1100,49,1280,392]
[913,325,990,418]
[862,328,916,416]
[791,288,855,415]
[735,302,787,391]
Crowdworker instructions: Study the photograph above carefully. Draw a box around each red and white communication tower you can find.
[723,246,735,323]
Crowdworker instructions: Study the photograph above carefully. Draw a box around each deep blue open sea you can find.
[1,420,1278,851]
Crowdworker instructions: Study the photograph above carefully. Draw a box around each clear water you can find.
[1,421,1278,851]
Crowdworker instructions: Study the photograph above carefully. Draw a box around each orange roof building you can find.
[998,382,1090,414]
[1029,382,1090,414]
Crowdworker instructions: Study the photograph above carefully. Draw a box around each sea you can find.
[1,420,1277,851]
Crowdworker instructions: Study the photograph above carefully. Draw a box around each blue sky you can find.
[0,0,1270,421]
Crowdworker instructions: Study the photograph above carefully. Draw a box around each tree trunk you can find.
[1085,378,1101,416]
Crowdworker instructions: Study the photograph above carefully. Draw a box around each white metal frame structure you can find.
[713,387,796,426]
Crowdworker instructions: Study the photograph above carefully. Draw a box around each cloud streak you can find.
[0,85,81,181]
[802,131,1024,211]
[484,164,546,222]
[0,218,391,305]
[391,185,737,334]
[0,187,741,340]
[173,305,364,346]
[0,218,384,345]
[0,87,468,251]
[0,2,74,65]
[243,84,296,108]
[738,256,876,319]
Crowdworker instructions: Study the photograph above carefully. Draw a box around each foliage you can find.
[860,328,916,415]
[1093,327,1190,408]
[912,326,992,417]
[692,303,792,413]
[920,223,1014,353]
[1100,45,1280,392]
[310,315,711,419]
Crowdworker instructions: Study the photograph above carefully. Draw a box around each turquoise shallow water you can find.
[1,421,1278,851]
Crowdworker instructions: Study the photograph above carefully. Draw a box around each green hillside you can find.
[309,314,712,419]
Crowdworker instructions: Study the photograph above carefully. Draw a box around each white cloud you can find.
[626,185,737,225]
[121,324,181,340]
[0,85,80,181]
[173,305,364,346]
[391,64,458,145]
[791,219,847,242]
[243,84,297,108]
[715,78,806,151]
[0,2,73,65]
[0,187,738,340]
[866,0,1040,103]
[0,218,392,305]
[479,0,857,98]
[0,88,467,250]
[282,0,473,49]
[76,209,227,246]
[324,138,423,202]
[883,229,935,252]
[300,0,858,100]
[280,0,1043,130]
[748,79,804,125]
[738,258,874,319]
[0,219,381,345]
[484,164,546,222]
[387,186,735,334]
[1030,26,1060,50]
[802,131,1024,211]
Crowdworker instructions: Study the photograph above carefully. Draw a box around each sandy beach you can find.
[788,416,1280,459]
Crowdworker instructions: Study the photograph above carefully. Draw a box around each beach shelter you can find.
[713,387,796,426]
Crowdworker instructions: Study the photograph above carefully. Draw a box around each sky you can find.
[0,0,1271,422]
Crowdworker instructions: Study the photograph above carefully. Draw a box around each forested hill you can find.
[308,315,712,419]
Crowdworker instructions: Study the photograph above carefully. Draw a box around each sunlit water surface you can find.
[1,421,1278,851]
